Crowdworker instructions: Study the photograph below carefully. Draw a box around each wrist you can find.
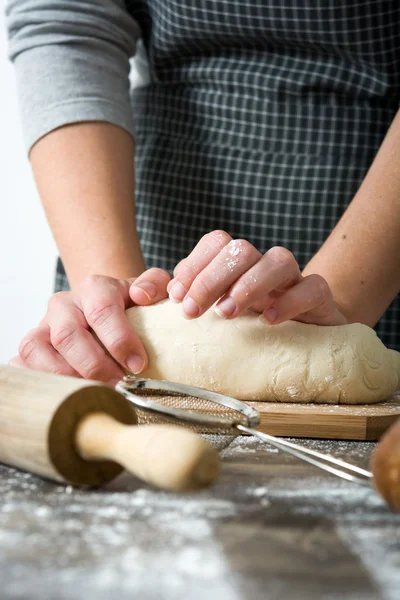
[65,240,146,290]
[67,260,146,291]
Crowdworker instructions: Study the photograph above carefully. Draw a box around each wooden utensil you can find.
[0,365,219,491]
[370,418,400,510]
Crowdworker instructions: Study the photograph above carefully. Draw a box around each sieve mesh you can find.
[128,388,243,448]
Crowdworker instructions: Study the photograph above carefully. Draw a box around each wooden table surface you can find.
[0,435,399,600]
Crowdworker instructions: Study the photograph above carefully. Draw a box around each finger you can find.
[16,324,81,377]
[168,230,232,302]
[182,239,262,318]
[47,291,126,383]
[260,274,347,326]
[78,276,148,375]
[172,258,185,277]
[8,356,24,368]
[215,246,301,318]
[129,268,171,306]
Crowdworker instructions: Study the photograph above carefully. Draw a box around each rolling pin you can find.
[0,365,219,491]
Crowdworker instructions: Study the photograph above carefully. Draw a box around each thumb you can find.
[130,268,171,306]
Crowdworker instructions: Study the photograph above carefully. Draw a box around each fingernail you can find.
[134,282,157,301]
[169,281,187,303]
[215,296,237,318]
[127,354,145,374]
[263,308,278,323]
[182,296,200,318]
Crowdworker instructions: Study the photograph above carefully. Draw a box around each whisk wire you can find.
[237,425,372,486]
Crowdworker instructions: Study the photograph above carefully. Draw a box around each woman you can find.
[6,0,400,384]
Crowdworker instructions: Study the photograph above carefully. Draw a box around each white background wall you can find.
[0,8,146,365]
[0,8,58,364]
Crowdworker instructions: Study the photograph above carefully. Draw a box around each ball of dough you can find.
[125,300,400,404]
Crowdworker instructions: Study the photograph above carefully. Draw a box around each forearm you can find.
[31,122,145,289]
[303,109,400,327]
[6,0,143,288]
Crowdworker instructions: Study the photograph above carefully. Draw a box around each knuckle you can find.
[47,291,69,311]
[267,246,295,269]
[236,277,256,299]
[80,274,103,290]
[48,365,73,377]
[205,229,232,249]
[85,302,115,329]
[51,324,76,352]
[173,260,184,278]
[176,259,199,282]
[312,275,332,303]
[107,334,131,357]
[79,274,116,295]
[81,360,105,381]
[191,274,214,301]
[18,330,38,362]
[230,239,255,261]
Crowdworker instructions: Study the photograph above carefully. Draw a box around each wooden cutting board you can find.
[248,394,400,440]
[136,390,400,441]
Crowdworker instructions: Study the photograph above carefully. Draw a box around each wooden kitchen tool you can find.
[370,418,400,510]
[0,365,219,491]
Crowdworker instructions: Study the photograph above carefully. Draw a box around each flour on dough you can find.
[125,300,400,404]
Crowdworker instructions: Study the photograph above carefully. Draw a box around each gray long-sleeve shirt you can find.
[6,0,140,151]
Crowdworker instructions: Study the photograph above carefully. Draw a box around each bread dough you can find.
[125,300,400,404]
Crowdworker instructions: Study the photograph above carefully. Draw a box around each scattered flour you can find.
[0,436,399,599]
[287,385,301,398]
[227,240,242,257]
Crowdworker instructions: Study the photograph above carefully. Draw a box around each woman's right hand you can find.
[8,269,171,385]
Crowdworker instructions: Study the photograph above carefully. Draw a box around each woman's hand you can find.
[168,230,346,326]
[9,269,171,384]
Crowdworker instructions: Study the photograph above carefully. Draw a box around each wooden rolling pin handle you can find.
[75,413,220,492]
[370,418,400,510]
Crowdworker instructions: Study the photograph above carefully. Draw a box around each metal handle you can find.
[237,425,373,486]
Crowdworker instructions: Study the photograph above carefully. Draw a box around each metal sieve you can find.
[116,376,373,486]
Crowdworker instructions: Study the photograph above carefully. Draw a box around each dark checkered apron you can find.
[56,1,400,349]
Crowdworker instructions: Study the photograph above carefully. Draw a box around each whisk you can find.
[116,376,373,486]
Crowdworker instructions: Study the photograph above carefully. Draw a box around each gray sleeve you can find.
[6,0,140,152]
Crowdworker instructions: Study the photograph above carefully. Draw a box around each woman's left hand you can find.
[168,230,347,326]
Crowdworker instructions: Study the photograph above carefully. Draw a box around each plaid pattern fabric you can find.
[56,0,400,349]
